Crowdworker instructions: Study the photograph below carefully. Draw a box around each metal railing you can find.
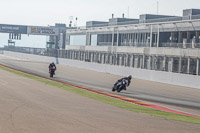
[4,46,46,55]
[97,42,151,47]
[161,43,200,48]
[121,42,150,47]
[96,42,200,49]
[98,42,112,46]
[87,42,200,48]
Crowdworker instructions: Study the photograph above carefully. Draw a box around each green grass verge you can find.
[0,65,200,124]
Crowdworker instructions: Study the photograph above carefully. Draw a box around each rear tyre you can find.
[50,73,53,78]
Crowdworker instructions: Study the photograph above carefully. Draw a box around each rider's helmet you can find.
[128,75,132,80]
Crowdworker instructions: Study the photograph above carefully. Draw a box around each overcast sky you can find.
[0,0,200,27]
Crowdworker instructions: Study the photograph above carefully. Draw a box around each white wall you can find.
[3,51,200,89]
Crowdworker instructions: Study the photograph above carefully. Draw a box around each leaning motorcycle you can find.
[112,79,128,92]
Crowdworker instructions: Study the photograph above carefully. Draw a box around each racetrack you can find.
[1,56,200,133]
[0,54,200,116]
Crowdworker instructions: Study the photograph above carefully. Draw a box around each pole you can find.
[157,25,160,47]
[150,25,153,47]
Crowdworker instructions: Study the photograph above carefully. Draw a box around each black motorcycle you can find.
[49,67,56,78]
[112,79,128,92]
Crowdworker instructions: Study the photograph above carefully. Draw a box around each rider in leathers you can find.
[49,62,56,74]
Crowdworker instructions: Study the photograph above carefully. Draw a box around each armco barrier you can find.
[2,51,200,89]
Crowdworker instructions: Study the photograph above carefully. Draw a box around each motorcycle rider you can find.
[113,75,132,91]
[49,62,56,75]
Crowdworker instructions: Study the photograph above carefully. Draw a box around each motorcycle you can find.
[49,66,56,78]
[112,79,128,92]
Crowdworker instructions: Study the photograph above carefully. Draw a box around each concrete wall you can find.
[3,51,200,89]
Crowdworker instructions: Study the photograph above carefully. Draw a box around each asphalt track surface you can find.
[0,56,200,133]
[1,68,200,133]
[0,54,200,116]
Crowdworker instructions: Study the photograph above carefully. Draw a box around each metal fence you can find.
[161,43,200,48]
[96,42,200,48]
[3,46,200,76]
[4,46,46,55]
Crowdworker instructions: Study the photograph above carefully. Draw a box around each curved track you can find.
[0,55,200,115]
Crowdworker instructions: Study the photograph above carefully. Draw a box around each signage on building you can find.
[0,24,27,34]
[27,26,59,35]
